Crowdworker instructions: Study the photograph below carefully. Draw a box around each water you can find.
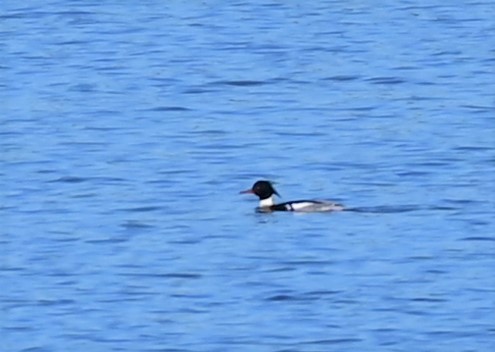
[1,1,494,351]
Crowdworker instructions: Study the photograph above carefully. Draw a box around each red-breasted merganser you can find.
[240,180,344,212]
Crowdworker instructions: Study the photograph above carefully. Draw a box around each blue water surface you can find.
[1,1,494,351]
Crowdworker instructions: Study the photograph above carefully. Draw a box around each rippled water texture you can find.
[1,1,494,351]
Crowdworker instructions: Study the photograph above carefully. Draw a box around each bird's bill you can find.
[239,189,254,194]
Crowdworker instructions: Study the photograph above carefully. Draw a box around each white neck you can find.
[259,195,275,207]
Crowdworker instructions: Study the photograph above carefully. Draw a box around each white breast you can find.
[259,195,275,207]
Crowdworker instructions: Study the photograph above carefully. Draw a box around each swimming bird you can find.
[240,180,344,212]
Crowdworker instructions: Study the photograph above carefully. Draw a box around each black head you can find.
[240,180,280,200]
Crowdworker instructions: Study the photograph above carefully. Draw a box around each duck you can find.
[240,180,344,212]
